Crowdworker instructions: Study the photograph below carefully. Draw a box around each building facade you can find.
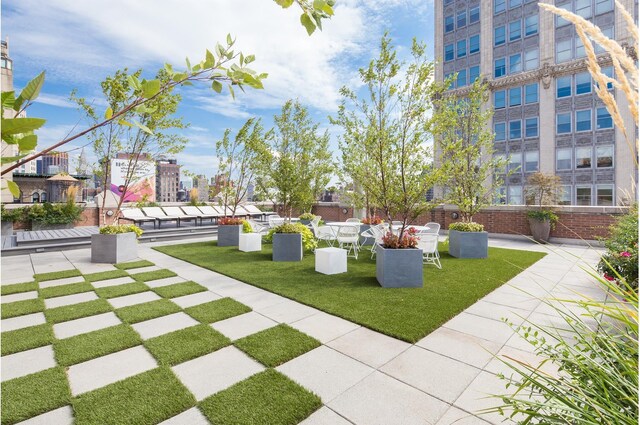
[37,152,69,175]
[435,0,637,206]
[155,159,180,203]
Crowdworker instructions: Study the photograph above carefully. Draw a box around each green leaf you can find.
[185,57,192,72]
[313,0,326,10]
[14,71,45,111]
[104,107,113,120]
[300,13,316,36]
[2,91,15,110]
[274,0,294,8]
[118,119,133,127]
[127,75,141,90]
[226,33,233,45]
[1,117,46,136]
[244,55,255,64]
[141,80,161,98]
[133,120,153,135]
[212,80,223,94]
[164,63,173,75]
[322,3,334,15]
[17,134,37,151]
[205,50,215,68]
[6,180,20,198]
[228,84,235,100]
[1,155,27,165]
[215,43,225,58]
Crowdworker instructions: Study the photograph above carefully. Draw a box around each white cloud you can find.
[34,92,76,108]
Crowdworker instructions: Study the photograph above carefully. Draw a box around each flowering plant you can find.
[361,215,383,225]
[381,227,419,249]
[597,205,638,291]
[218,217,245,225]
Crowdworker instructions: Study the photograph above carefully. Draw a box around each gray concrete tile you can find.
[210,312,278,341]
[1,291,38,304]
[144,276,186,288]
[381,346,481,403]
[91,276,136,288]
[1,312,46,332]
[1,275,35,286]
[1,346,56,382]
[15,406,74,425]
[53,312,121,339]
[39,276,85,289]
[464,300,530,326]
[290,312,361,344]
[208,282,264,298]
[484,345,558,378]
[328,371,449,425]
[443,313,517,345]
[233,290,289,310]
[453,371,516,425]
[44,292,98,309]
[159,407,210,425]
[277,346,373,402]
[299,407,352,425]
[67,346,157,395]
[435,406,493,425]
[327,327,411,368]
[257,300,320,324]
[416,327,502,369]
[172,346,264,401]
[171,291,221,308]
[132,312,199,340]
[30,252,75,274]
[108,291,161,309]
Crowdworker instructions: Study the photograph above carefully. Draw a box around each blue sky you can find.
[2,0,434,179]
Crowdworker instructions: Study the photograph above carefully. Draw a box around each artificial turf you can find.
[115,260,155,270]
[1,324,54,356]
[234,324,320,368]
[1,281,37,296]
[33,269,82,281]
[53,324,142,367]
[72,367,196,425]
[144,324,230,366]
[44,299,113,324]
[184,298,251,324]
[115,299,182,324]
[94,282,149,299]
[39,282,92,299]
[152,281,207,299]
[155,241,546,342]
[129,269,177,282]
[198,369,322,425]
[1,298,45,319]
[84,270,129,282]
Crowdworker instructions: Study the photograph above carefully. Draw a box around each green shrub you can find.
[597,205,638,291]
[265,223,317,251]
[449,222,484,232]
[298,213,316,221]
[526,210,559,229]
[1,205,28,223]
[99,224,143,237]
[242,220,252,234]
[27,202,83,225]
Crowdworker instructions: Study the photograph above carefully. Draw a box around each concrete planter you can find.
[272,233,303,262]
[217,225,242,247]
[528,218,551,243]
[299,219,311,225]
[91,232,137,264]
[1,221,13,236]
[359,224,374,246]
[32,223,74,231]
[239,232,262,252]
[375,246,423,288]
[448,230,488,259]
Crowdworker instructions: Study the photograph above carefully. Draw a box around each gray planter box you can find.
[272,233,303,262]
[299,219,311,225]
[32,223,74,231]
[359,224,374,246]
[448,230,488,259]
[217,225,242,247]
[528,218,551,243]
[1,221,13,236]
[91,232,137,264]
[376,246,423,288]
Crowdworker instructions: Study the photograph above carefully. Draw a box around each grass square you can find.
[234,324,320,368]
[130,269,177,282]
[72,367,195,425]
[1,281,37,296]
[115,260,155,270]
[53,324,142,367]
[152,281,207,299]
[115,299,182,324]
[39,282,92,299]
[1,298,45,319]
[44,299,113,324]
[95,282,149,299]
[1,367,71,425]
[33,269,81,281]
[84,270,128,282]
[1,324,54,356]
[184,298,251,324]
[199,369,321,425]
[144,324,230,366]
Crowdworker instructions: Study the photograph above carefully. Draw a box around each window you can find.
[525,83,538,103]
[576,186,592,205]
[495,122,506,141]
[509,120,522,139]
[556,3,572,27]
[557,148,572,170]
[600,66,614,89]
[556,39,572,62]
[445,73,455,89]
[524,48,538,70]
[31,192,40,203]
[445,15,454,32]
[509,53,522,74]
[575,72,592,94]
[557,76,572,98]
[597,185,614,206]
[509,0,522,9]
[495,154,507,174]
[576,146,592,168]
[508,153,522,173]
[496,186,507,204]
[576,0,592,18]
[509,87,521,106]
[596,27,614,54]
[596,145,614,168]
[524,151,539,172]
[525,117,538,137]
[557,112,572,134]
[469,65,480,83]
[595,0,613,14]
[495,58,506,77]
[41,192,47,202]
[597,107,613,129]
[469,35,480,54]
[457,39,467,58]
[575,35,586,58]
[457,69,467,87]
[470,6,480,23]
[444,44,454,61]
[576,109,592,131]
[495,26,506,46]
[457,10,467,28]
[559,185,572,205]
[495,0,506,14]
[509,20,522,41]
[494,90,506,108]
[525,14,538,35]
[508,185,523,205]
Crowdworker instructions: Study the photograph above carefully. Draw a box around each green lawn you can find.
[155,241,545,342]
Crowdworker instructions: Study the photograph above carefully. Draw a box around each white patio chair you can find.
[336,224,360,259]
[242,204,266,219]
[346,218,361,223]
[181,206,217,226]
[369,223,388,259]
[247,219,269,235]
[120,208,157,228]
[197,205,225,224]
[310,215,321,228]
[162,206,198,226]
[417,231,441,269]
[310,220,336,248]
[141,207,181,228]
[424,222,441,234]
[268,215,284,228]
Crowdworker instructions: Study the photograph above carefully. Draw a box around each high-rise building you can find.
[39,152,69,175]
[434,0,637,206]
[156,159,180,203]
[193,175,209,202]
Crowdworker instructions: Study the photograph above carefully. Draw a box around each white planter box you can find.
[315,247,347,275]
[239,233,262,252]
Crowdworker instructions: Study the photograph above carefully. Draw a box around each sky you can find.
[2,0,434,180]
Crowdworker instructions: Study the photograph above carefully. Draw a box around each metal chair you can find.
[416,230,441,269]
[424,222,441,234]
[268,215,284,228]
[368,223,388,259]
[247,219,269,235]
[346,218,361,223]
[310,220,337,248]
[336,224,360,259]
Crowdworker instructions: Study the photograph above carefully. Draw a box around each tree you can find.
[215,118,270,217]
[431,78,508,223]
[256,99,334,218]
[332,35,441,238]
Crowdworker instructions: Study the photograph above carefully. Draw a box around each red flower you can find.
[620,251,631,257]
[603,273,615,281]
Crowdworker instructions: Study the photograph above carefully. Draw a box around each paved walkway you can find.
[0,237,606,425]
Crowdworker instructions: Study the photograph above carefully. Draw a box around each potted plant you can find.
[238,219,262,252]
[217,217,245,247]
[266,223,316,261]
[525,172,561,243]
[91,224,143,264]
[27,201,84,231]
[448,222,488,259]
[360,215,383,246]
[376,228,423,288]
[298,212,316,225]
